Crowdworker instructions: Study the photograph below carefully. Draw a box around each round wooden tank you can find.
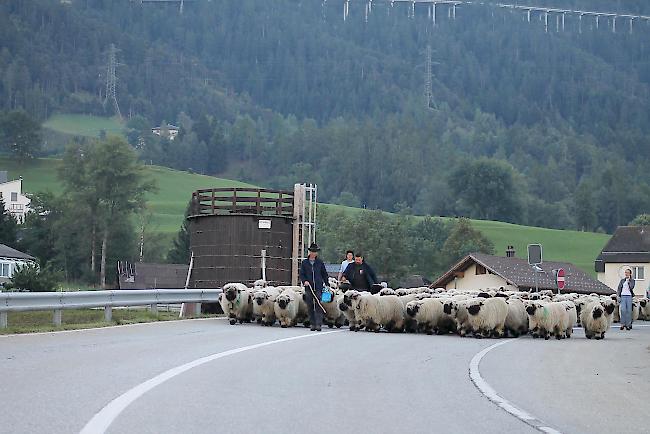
[187,188,294,288]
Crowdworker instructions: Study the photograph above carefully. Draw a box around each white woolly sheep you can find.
[560,301,577,338]
[405,298,444,335]
[581,301,609,340]
[505,297,529,337]
[465,297,508,338]
[274,288,309,328]
[221,283,254,325]
[252,287,280,326]
[525,301,568,340]
[355,294,405,332]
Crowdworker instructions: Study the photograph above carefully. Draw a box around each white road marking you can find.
[469,340,563,434]
[80,330,343,434]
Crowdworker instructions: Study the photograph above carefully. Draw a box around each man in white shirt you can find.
[337,250,354,283]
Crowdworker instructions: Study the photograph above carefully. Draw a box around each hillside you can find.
[0,157,608,275]
[43,114,124,138]
[2,0,650,235]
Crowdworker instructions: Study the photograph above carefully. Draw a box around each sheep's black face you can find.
[406,304,419,317]
[468,304,481,316]
[255,297,265,306]
[278,298,288,309]
[225,289,237,302]
[604,303,615,315]
[477,292,491,299]
[592,307,603,319]
[339,302,348,311]
[443,303,452,315]
[640,300,647,308]
[526,305,537,315]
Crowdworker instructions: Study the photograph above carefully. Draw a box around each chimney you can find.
[506,245,516,258]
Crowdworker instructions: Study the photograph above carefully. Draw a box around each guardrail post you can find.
[0,312,7,329]
[194,303,201,316]
[150,303,158,315]
[53,310,62,327]
[104,306,112,322]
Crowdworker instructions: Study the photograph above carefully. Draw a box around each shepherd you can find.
[300,242,329,331]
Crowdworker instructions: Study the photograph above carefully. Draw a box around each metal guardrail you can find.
[0,289,222,329]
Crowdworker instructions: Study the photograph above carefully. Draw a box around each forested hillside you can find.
[1,0,649,233]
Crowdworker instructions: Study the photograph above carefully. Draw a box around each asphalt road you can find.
[1,319,648,434]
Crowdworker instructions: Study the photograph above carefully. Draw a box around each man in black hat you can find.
[299,242,329,331]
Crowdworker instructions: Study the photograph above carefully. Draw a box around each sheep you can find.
[253,279,267,289]
[581,301,609,340]
[600,298,617,327]
[274,288,309,328]
[560,301,577,338]
[379,288,397,296]
[525,301,568,340]
[221,283,254,325]
[252,287,280,326]
[443,298,474,337]
[465,297,508,338]
[322,292,346,328]
[405,298,444,335]
[504,297,528,337]
[340,290,368,331]
[355,294,405,332]
[639,298,650,321]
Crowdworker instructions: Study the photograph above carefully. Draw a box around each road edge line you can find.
[469,339,563,434]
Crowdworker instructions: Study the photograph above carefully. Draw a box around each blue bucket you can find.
[321,289,333,303]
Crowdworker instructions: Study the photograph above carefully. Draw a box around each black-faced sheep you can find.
[581,301,609,340]
[465,297,508,338]
[222,283,254,325]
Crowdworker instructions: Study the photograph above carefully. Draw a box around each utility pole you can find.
[424,44,436,110]
[104,43,122,120]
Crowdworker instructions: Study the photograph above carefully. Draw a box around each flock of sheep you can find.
[218,279,650,340]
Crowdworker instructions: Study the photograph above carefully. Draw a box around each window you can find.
[0,263,10,278]
[633,266,645,281]
[476,264,487,275]
[11,192,17,202]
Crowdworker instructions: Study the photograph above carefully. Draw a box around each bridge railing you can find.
[0,289,222,329]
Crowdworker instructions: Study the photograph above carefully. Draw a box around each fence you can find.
[0,289,222,329]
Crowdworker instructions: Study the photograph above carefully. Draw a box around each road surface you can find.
[1,319,648,434]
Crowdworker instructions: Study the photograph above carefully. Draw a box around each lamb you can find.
[465,297,508,338]
[274,288,309,328]
[525,301,568,340]
[581,301,609,339]
[355,294,405,332]
[252,287,280,326]
[221,283,254,325]
[504,297,529,337]
[405,298,444,335]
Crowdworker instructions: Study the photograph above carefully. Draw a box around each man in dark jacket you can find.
[343,253,379,294]
[300,243,329,331]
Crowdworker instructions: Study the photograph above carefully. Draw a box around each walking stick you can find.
[305,282,327,314]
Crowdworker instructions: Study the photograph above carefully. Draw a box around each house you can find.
[0,244,36,285]
[595,226,649,296]
[0,171,30,223]
[151,124,180,141]
[117,261,189,289]
[432,251,613,295]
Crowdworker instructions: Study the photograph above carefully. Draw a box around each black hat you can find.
[308,243,321,252]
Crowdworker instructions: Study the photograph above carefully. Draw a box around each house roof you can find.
[0,244,35,261]
[433,252,613,295]
[325,263,340,274]
[596,226,650,264]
